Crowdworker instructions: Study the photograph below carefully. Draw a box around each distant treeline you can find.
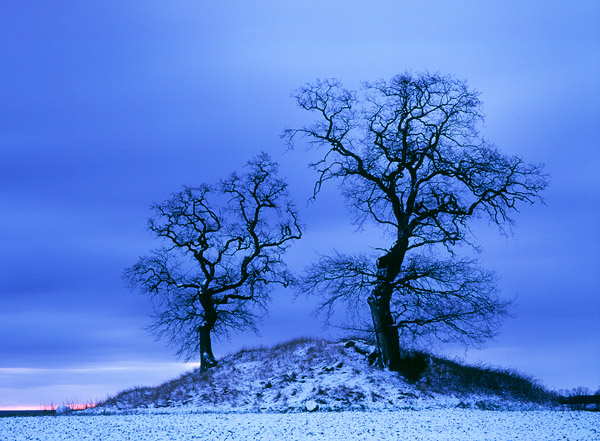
[0,410,55,418]
[559,394,600,411]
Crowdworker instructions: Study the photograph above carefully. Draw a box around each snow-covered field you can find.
[1,410,598,441]
[6,340,594,440]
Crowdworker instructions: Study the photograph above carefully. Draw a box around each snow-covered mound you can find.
[92,338,555,413]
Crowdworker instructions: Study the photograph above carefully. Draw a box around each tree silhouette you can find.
[286,73,547,372]
[125,153,302,370]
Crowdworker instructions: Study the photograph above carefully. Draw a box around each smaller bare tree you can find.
[125,153,302,370]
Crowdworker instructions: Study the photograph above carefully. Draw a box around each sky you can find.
[1,1,599,409]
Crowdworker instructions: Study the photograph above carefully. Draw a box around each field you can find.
[1,410,598,441]
[5,340,596,440]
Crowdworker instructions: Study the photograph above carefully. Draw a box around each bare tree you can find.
[285,73,547,372]
[125,153,302,370]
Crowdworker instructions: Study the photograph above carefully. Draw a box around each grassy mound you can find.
[95,338,556,412]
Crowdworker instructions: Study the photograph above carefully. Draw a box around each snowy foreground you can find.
[6,340,595,440]
[1,410,598,441]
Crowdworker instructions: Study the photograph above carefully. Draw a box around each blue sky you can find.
[1,1,599,408]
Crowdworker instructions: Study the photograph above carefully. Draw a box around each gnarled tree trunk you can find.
[368,291,401,372]
[369,244,406,372]
[198,296,218,371]
[198,324,217,371]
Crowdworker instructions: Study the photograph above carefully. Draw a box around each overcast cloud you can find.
[1,1,599,408]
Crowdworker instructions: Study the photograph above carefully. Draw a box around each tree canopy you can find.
[286,72,547,372]
[125,153,302,369]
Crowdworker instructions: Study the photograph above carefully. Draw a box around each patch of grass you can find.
[420,356,556,403]
[399,350,430,383]
[272,336,332,351]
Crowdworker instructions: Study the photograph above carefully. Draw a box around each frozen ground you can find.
[93,339,555,413]
[8,340,588,440]
[1,410,598,441]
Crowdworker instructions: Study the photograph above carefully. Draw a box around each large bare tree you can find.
[125,153,302,370]
[285,73,547,372]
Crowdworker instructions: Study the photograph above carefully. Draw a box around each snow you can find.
[90,339,556,414]
[55,405,71,415]
[305,400,319,411]
[1,410,598,441]
[2,339,597,440]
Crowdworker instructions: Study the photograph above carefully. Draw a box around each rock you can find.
[55,405,72,415]
[346,340,380,365]
[305,400,319,412]
[367,349,379,365]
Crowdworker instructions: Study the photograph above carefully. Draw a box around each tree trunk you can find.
[198,293,219,372]
[368,292,402,371]
[369,240,407,372]
[198,323,217,372]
